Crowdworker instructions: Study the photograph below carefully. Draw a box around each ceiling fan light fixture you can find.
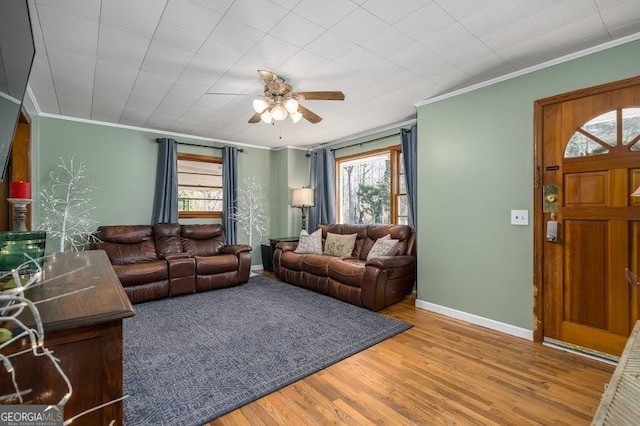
[253,98,269,113]
[260,110,272,124]
[290,111,302,123]
[284,98,298,114]
[271,104,288,121]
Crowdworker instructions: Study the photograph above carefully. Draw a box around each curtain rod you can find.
[305,131,402,157]
[155,138,244,152]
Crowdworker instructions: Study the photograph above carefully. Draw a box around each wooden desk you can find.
[0,250,135,425]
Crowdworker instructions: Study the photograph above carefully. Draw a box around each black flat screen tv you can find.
[0,0,35,181]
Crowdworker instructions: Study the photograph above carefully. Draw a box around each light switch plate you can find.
[511,210,529,225]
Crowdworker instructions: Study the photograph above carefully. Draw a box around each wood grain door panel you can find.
[535,76,640,356]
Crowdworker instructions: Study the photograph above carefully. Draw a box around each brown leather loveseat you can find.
[273,224,416,311]
[95,223,251,303]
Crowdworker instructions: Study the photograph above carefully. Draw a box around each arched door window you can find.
[564,108,640,158]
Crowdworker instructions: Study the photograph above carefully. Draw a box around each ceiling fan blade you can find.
[248,113,261,124]
[292,91,345,101]
[257,69,282,92]
[297,104,322,124]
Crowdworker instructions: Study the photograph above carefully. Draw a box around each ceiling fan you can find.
[210,70,345,125]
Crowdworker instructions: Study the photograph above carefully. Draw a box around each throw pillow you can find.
[367,235,399,260]
[324,232,357,257]
[294,229,323,254]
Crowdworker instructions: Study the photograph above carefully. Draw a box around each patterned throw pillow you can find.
[324,232,357,257]
[366,234,399,260]
[294,229,323,254]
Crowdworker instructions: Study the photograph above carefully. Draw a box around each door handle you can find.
[546,220,559,242]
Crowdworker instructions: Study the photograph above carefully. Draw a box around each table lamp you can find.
[292,187,314,231]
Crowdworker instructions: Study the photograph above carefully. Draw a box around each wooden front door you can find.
[534,76,640,356]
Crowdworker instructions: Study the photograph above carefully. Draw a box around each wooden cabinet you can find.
[0,250,135,425]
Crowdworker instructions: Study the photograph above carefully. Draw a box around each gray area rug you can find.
[123,275,411,425]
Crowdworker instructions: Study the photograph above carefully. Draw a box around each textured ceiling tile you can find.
[200,17,265,54]
[130,72,175,100]
[361,0,430,24]
[164,81,208,105]
[101,0,160,39]
[94,61,138,94]
[292,0,358,29]
[435,0,501,20]
[269,13,325,48]
[304,31,356,61]
[163,0,223,35]
[362,26,415,58]
[37,5,98,57]
[396,2,455,42]
[185,0,234,15]
[97,25,151,70]
[331,7,390,45]
[481,18,541,51]
[249,35,301,67]
[421,23,477,56]
[226,0,289,33]
[140,41,194,81]
[528,0,599,33]
[153,20,208,53]
[461,0,526,37]
[36,0,100,22]
[178,54,226,88]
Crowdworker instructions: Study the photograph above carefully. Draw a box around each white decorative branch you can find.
[231,176,270,247]
[37,157,99,252]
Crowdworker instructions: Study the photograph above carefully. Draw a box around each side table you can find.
[261,236,299,272]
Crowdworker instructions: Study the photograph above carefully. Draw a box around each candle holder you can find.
[7,198,32,232]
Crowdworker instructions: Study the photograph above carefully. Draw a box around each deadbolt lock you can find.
[543,185,559,214]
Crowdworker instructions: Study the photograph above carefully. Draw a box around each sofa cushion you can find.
[195,254,238,275]
[301,253,336,276]
[96,225,158,265]
[294,229,322,254]
[366,235,399,260]
[154,223,183,258]
[324,232,357,257]
[328,258,366,287]
[112,260,168,286]
[181,224,226,256]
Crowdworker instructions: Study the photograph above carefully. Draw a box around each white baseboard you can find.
[415,299,533,341]
[251,264,262,271]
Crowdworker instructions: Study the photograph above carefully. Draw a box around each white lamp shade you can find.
[292,187,314,207]
[260,110,272,124]
[253,98,269,113]
[632,186,640,197]
[271,104,287,121]
[284,98,299,114]
[290,111,302,123]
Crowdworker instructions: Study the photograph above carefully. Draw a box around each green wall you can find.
[31,117,282,265]
[416,39,640,329]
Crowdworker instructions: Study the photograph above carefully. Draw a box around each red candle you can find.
[9,181,30,199]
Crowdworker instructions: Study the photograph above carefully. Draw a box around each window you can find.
[564,108,640,158]
[336,146,407,225]
[177,152,223,218]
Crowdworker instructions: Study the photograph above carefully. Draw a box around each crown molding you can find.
[35,112,272,150]
[415,32,640,108]
[320,118,417,149]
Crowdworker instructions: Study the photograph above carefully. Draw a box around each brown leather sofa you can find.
[273,224,416,311]
[94,223,251,303]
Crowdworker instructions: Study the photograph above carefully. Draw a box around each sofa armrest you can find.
[275,241,298,252]
[361,255,416,311]
[365,255,415,269]
[220,244,252,256]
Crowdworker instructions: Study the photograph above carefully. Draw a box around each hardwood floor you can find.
[208,275,614,425]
